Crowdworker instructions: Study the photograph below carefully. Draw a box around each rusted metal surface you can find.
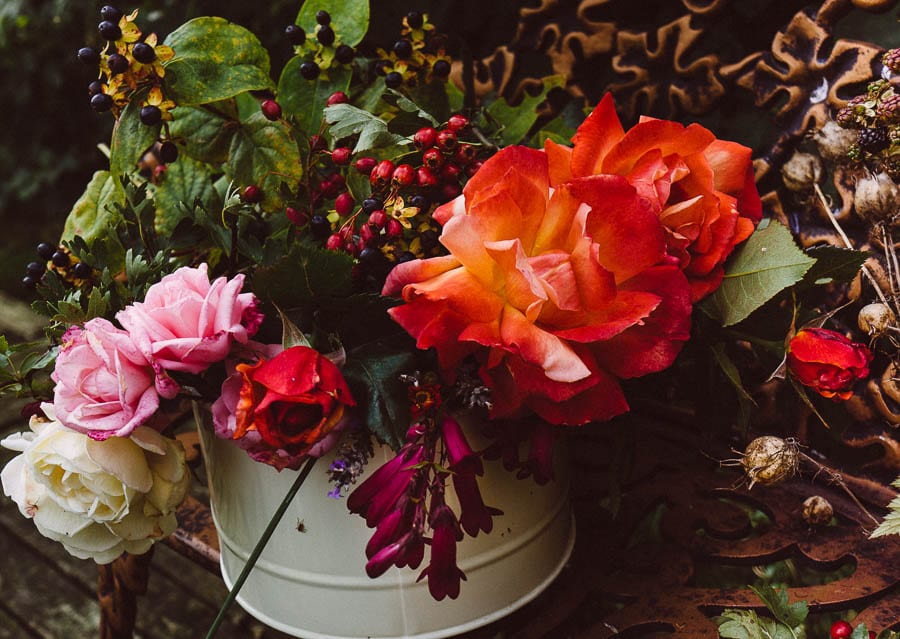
[97,550,153,639]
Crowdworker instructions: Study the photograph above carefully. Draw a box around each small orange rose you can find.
[787,328,872,400]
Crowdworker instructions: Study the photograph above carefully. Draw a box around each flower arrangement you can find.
[2,1,893,636]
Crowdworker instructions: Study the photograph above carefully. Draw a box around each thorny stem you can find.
[798,451,880,527]
[814,184,891,307]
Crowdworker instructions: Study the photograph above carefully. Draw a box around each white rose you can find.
[1,405,191,564]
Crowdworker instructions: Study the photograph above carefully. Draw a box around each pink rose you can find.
[117,264,261,375]
[51,318,163,440]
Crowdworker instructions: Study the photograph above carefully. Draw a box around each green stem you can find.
[204,456,318,639]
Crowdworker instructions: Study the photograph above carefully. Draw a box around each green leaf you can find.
[153,155,222,235]
[384,89,439,126]
[323,103,405,153]
[276,306,311,349]
[62,171,125,245]
[110,93,160,179]
[715,610,766,639]
[701,220,815,327]
[168,103,238,164]
[251,243,353,307]
[278,58,351,138]
[851,625,871,639]
[296,0,370,48]
[487,75,565,146]
[225,112,303,210]
[749,584,808,629]
[871,475,900,538]
[800,245,868,287]
[163,17,273,106]
[709,342,756,431]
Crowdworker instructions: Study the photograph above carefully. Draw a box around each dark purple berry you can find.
[36,243,55,260]
[335,44,354,64]
[78,47,100,65]
[140,105,162,126]
[300,61,320,80]
[98,20,122,41]
[432,59,450,77]
[315,10,331,25]
[395,251,416,264]
[73,262,92,279]
[107,53,129,75]
[361,198,382,215]
[100,5,123,22]
[285,24,306,46]
[410,194,429,210]
[317,25,335,47]
[157,141,178,164]
[385,72,403,89]
[858,127,890,153]
[132,42,156,63]
[393,39,412,59]
[22,276,37,290]
[90,93,113,112]
[310,214,330,238]
[51,251,70,267]
[25,262,44,278]
[406,12,424,29]
[87,80,104,96]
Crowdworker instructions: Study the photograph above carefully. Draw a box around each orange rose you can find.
[384,146,692,425]
[545,94,762,301]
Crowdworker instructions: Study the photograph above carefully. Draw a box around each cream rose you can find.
[0,405,190,564]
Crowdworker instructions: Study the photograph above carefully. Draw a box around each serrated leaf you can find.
[62,171,125,245]
[716,610,766,639]
[323,103,406,153]
[749,584,808,629]
[296,0,370,48]
[225,112,303,211]
[384,89,439,126]
[85,287,109,321]
[851,625,871,639]
[163,17,273,106]
[168,103,238,164]
[110,92,160,179]
[278,58,351,138]
[153,155,222,235]
[487,75,565,146]
[701,220,815,327]
[251,243,353,307]
[800,245,868,287]
[871,475,900,538]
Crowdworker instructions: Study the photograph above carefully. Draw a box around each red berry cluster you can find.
[830,619,876,639]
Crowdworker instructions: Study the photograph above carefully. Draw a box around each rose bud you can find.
[786,328,872,400]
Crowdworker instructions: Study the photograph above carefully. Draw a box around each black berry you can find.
[157,141,178,164]
[317,25,335,47]
[78,47,100,65]
[285,24,306,46]
[107,53,129,75]
[858,127,890,153]
[132,42,156,63]
[87,80,104,96]
[432,59,450,77]
[90,93,113,112]
[395,251,416,264]
[385,72,403,89]
[361,198,383,215]
[22,276,37,290]
[51,251,70,267]
[100,5,123,22]
[140,105,162,126]
[300,61,320,80]
[73,262,92,279]
[98,20,122,41]
[335,44,354,64]
[36,243,55,260]
[410,194,429,210]
[25,262,44,278]
[393,39,412,59]
[310,214,331,238]
[315,10,331,25]
[406,12,424,29]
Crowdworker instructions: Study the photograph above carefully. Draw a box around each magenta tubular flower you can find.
[347,446,425,527]
[366,530,426,578]
[441,415,482,474]
[365,507,408,559]
[524,421,555,485]
[418,502,466,600]
[452,470,502,537]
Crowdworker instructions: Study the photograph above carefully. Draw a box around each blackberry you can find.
[385,72,403,89]
[393,39,412,59]
[406,11,424,29]
[285,24,306,46]
[300,61,320,80]
[100,5,123,23]
[77,47,100,65]
[432,59,451,78]
[335,44,354,64]
[884,48,900,74]
[317,25,335,47]
[140,105,162,126]
[107,53,129,75]
[858,127,890,153]
[90,93,113,112]
[98,20,122,41]
[132,42,156,63]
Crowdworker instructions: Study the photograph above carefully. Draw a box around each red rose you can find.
[228,346,355,469]
[787,328,872,400]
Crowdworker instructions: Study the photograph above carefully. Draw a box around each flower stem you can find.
[204,456,318,639]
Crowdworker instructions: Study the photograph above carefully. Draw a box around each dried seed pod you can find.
[858,302,896,336]
[814,120,858,161]
[781,152,823,192]
[802,495,834,526]
[740,436,800,488]
[855,172,900,223]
